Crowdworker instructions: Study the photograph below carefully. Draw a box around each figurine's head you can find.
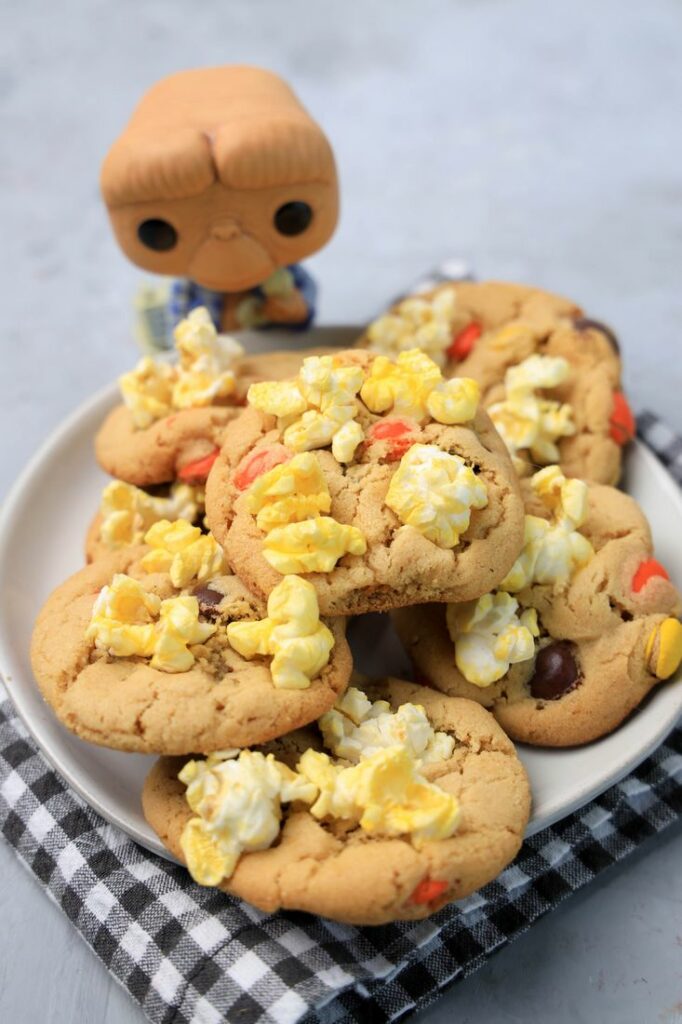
[101,67,339,292]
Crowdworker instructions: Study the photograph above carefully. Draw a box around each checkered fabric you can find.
[1,266,681,1023]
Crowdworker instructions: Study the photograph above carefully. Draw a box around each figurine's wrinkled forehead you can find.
[101,66,337,207]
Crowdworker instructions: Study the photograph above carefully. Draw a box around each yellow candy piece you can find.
[99,480,204,549]
[385,443,488,548]
[247,452,331,532]
[141,519,225,587]
[119,357,175,429]
[646,618,682,679]
[262,516,367,574]
[226,575,334,689]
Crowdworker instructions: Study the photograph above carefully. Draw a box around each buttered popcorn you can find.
[319,687,455,764]
[446,592,539,687]
[385,444,488,548]
[86,574,215,672]
[364,287,458,367]
[119,306,244,428]
[99,481,204,549]
[179,751,317,885]
[141,520,226,588]
[488,354,575,467]
[360,349,480,425]
[177,686,462,886]
[226,576,334,689]
[248,355,365,460]
[246,452,367,573]
[500,466,594,591]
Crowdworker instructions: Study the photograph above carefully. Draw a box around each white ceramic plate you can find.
[0,328,681,858]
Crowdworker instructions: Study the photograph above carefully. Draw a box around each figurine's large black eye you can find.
[274,201,313,236]
[137,218,178,251]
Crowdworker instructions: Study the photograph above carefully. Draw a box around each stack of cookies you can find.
[30,286,682,925]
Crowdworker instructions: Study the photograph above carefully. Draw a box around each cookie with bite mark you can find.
[395,471,682,746]
[142,677,531,925]
[205,348,525,616]
[358,280,629,485]
[31,543,351,754]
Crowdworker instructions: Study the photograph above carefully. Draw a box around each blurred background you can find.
[2,2,682,1022]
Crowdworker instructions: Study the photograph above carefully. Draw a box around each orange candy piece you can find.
[234,444,291,490]
[609,392,636,445]
[177,448,219,482]
[632,558,670,593]
[367,417,418,461]
[447,321,482,361]
[410,878,448,905]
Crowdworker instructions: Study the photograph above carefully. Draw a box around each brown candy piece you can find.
[573,316,620,354]
[529,641,580,700]
[193,585,224,617]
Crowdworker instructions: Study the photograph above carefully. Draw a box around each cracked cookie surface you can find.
[205,350,525,616]
[30,546,351,754]
[395,483,682,746]
[142,677,531,925]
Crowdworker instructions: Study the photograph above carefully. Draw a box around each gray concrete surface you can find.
[2,0,682,1021]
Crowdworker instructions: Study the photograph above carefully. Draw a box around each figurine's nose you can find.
[210,219,242,242]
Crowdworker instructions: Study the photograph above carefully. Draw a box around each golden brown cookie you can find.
[205,349,525,616]
[95,348,331,487]
[31,546,351,754]
[142,678,531,925]
[359,280,630,485]
[395,480,682,746]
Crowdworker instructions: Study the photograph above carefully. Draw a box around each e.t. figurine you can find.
[101,66,339,349]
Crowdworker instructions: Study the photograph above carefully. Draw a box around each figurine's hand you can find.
[262,288,309,324]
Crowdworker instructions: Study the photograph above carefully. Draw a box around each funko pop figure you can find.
[101,66,339,348]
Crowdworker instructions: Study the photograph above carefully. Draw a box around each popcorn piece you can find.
[331,419,364,463]
[385,444,488,548]
[500,466,594,591]
[364,287,458,367]
[446,592,539,687]
[141,520,226,588]
[426,378,480,425]
[172,307,243,408]
[119,357,175,429]
[361,349,479,426]
[226,576,334,689]
[248,354,364,457]
[319,687,455,764]
[179,750,317,885]
[488,354,575,466]
[85,574,215,672]
[298,745,460,847]
[262,517,367,574]
[247,452,331,532]
[99,481,204,549]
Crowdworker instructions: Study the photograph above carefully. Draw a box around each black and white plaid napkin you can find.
[1,268,681,1023]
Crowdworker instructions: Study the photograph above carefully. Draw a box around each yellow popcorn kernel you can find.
[500,466,594,591]
[86,574,160,658]
[331,418,364,463]
[446,592,539,686]
[262,517,367,574]
[150,596,216,672]
[226,576,334,689]
[119,357,175,429]
[426,377,480,425]
[385,443,488,548]
[364,287,457,367]
[488,322,536,351]
[360,350,442,421]
[488,354,575,466]
[141,519,226,587]
[319,687,455,764]
[298,746,460,846]
[99,481,204,549]
[179,749,317,885]
[172,307,243,408]
[248,355,365,460]
[247,452,331,532]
